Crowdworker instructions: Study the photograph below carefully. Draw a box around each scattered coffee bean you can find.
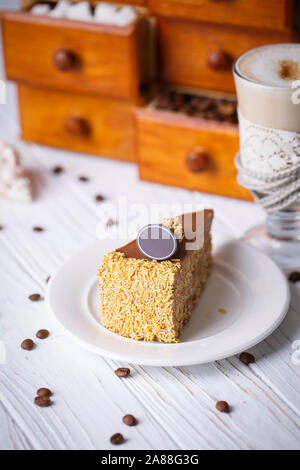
[21,339,34,351]
[288,271,300,283]
[79,176,89,182]
[36,329,49,339]
[110,433,124,445]
[28,294,41,302]
[34,396,52,407]
[115,367,130,378]
[45,276,51,284]
[95,194,104,202]
[37,387,52,397]
[33,226,44,232]
[122,414,137,426]
[239,352,255,365]
[106,219,118,228]
[52,166,64,175]
[216,401,230,413]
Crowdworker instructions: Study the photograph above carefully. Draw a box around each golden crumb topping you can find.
[161,216,184,242]
[98,251,181,342]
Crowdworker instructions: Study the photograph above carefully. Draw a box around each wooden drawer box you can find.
[18,84,135,161]
[1,9,152,102]
[157,18,298,93]
[136,106,251,200]
[149,0,293,32]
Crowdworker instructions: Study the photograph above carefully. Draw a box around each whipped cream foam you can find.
[237,44,300,88]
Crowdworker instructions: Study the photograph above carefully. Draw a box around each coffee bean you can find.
[288,271,300,283]
[106,219,118,228]
[79,176,89,182]
[34,396,52,407]
[37,388,52,397]
[21,339,34,351]
[28,294,41,301]
[110,433,124,445]
[95,194,104,202]
[156,95,171,109]
[33,226,44,232]
[122,414,137,426]
[239,352,255,365]
[155,91,237,124]
[45,276,51,284]
[36,329,49,339]
[0,225,3,230]
[52,166,64,175]
[115,367,130,378]
[216,401,230,413]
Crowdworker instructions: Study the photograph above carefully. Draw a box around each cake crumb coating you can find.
[98,251,181,342]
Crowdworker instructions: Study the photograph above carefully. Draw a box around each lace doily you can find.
[236,113,300,211]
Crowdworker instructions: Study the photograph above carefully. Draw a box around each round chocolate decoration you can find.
[137,224,178,261]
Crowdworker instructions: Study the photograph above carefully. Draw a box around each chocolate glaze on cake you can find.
[117,210,213,261]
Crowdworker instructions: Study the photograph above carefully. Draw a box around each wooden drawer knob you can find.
[53,49,79,71]
[185,149,209,173]
[207,50,231,70]
[65,117,90,137]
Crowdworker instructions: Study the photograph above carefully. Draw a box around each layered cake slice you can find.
[98,210,213,343]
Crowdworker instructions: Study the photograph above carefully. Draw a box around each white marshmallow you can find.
[0,143,33,203]
[49,0,71,18]
[31,1,137,26]
[94,2,117,24]
[112,5,137,27]
[6,177,33,204]
[30,4,51,16]
[66,2,93,22]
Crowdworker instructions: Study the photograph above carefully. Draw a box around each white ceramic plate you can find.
[46,233,290,366]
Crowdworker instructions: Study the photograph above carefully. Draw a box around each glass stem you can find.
[266,202,300,241]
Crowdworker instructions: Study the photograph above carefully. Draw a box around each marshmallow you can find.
[66,2,93,22]
[31,1,138,27]
[94,2,118,24]
[0,143,33,203]
[49,0,71,18]
[6,177,33,204]
[112,5,137,27]
[30,3,51,16]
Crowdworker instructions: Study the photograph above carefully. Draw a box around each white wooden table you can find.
[1,5,300,451]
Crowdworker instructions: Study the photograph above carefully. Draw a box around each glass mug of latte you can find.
[233,44,300,270]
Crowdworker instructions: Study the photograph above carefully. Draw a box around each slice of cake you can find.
[98,210,213,343]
